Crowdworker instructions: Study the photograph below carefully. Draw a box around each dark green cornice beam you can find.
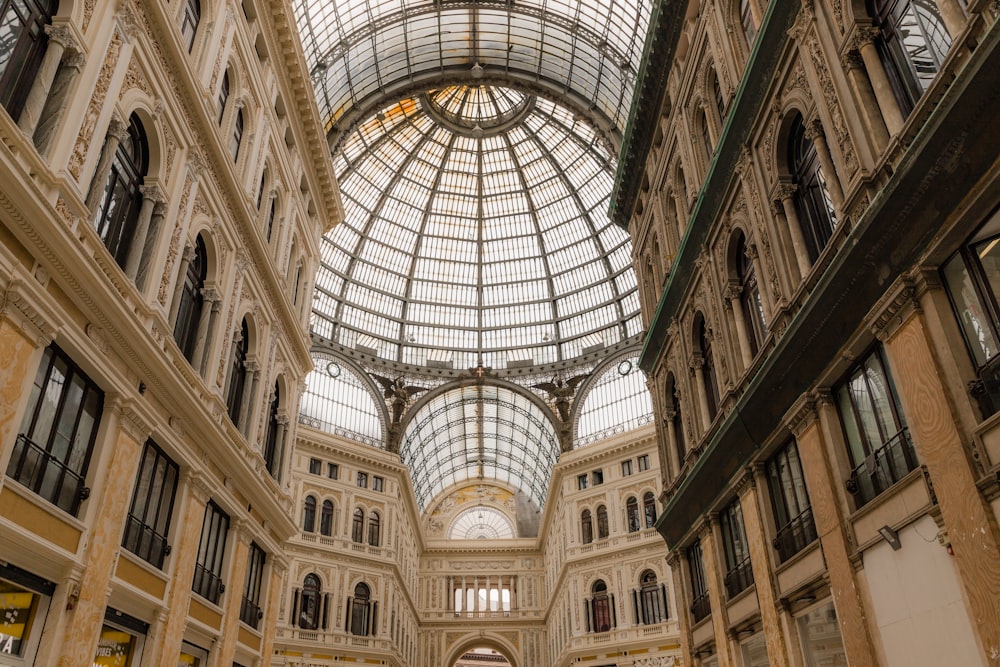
[637,0,796,373]
[653,19,1000,547]
[609,0,685,229]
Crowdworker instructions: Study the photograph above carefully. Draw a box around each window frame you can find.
[7,344,104,516]
[302,495,316,533]
[240,542,266,629]
[0,0,56,122]
[766,439,817,563]
[192,500,230,604]
[180,0,201,52]
[94,113,148,269]
[720,499,754,598]
[122,439,179,569]
[789,114,837,263]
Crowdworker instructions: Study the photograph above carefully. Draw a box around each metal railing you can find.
[121,515,171,568]
[240,596,262,629]
[6,434,89,515]
[724,557,755,598]
[192,564,225,604]
[845,428,919,507]
[772,507,818,564]
[690,591,711,623]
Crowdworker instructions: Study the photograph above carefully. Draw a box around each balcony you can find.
[724,557,754,599]
[845,429,919,508]
[772,507,818,564]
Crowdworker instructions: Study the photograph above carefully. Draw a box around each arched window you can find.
[637,570,667,624]
[596,505,609,539]
[265,196,277,242]
[218,70,230,124]
[320,500,334,536]
[225,318,249,425]
[870,0,950,115]
[299,574,321,629]
[736,233,766,355]
[350,583,371,636]
[95,113,148,269]
[180,0,201,52]
[262,382,280,476]
[230,108,244,162]
[257,168,268,209]
[666,373,686,465]
[368,511,381,547]
[590,580,612,632]
[351,508,364,543]
[173,234,206,362]
[739,0,756,49]
[698,316,720,419]
[302,495,316,532]
[700,110,713,161]
[789,114,837,263]
[581,509,593,544]
[0,0,56,121]
[643,492,657,528]
[711,72,725,123]
[626,496,641,533]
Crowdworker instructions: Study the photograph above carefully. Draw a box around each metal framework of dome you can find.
[311,86,642,372]
[293,0,652,144]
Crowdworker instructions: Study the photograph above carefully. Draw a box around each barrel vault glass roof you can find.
[293,0,653,142]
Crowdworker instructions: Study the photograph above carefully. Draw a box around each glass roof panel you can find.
[300,354,386,448]
[574,353,653,447]
[400,384,558,510]
[450,506,516,540]
[313,85,638,369]
[293,0,651,139]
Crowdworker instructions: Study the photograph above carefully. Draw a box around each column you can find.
[125,186,165,282]
[53,399,148,667]
[168,244,198,326]
[239,361,261,436]
[736,468,792,667]
[193,288,221,375]
[142,470,212,664]
[664,409,681,477]
[725,284,754,370]
[784,395,880,667]
[840,50,890,155]
[208,521,252,667]
[462,576,467,614]
[690,354,712,433]
[877,286,1000,661]
[271,415,288,479]
[34,47,85,156]
[18,23,73,138]
[85,116,128,212]
[136,198,168,291]
[775,184,813,280]
[700,517,735,667]
[803,120,844,211]
[745,242,774,323]
[851,28,906,136]
[473,576,480,614]
[259,558,288,661]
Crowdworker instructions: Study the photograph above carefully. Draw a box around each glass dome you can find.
[311,85,642,372]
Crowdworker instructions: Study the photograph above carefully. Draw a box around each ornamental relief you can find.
[803,28,859,176]
[120,57,152,101]
[69,31,124,181]
[158,173,195,305]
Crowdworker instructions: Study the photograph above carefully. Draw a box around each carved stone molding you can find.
[0,279,58,344]
[783,392,818,436]
[868,277,919,342]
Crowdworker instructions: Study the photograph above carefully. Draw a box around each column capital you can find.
[200,286,222,302]
[774,182,798,202]
[868,276,920,342]
[44,23,78,50]
[841,49,865,70]
[107,115,130,142]
[245,360,261,375]
[724,281,743,302]
[783,393,818,436]
[182,243,198,264]
[185,469,215,503]
[688,353,705,371]
[803,118,825,142]
[140,184,167,204]
[849,26,882,50]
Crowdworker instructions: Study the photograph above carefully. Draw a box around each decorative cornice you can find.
[783,392,818,436]
[868,277,919,342]
[0,279,59,344]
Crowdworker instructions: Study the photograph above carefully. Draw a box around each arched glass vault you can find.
[399,383,559,511]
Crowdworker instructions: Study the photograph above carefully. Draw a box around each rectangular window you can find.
[357,472,368,488]
[766,440,817,563]
[95,609,148,667]
[836,346,917,507]
[621,460,633,476]
[240,542,266,629]
[122,440,179,569]
[308,458,321,475]
[577,474,589,490]
[0,564,54,663]
[688,540,710,623]
[591,469,603,485]
[327,462,339,480]
[797,600,847,665]
[192,501,229,604]
[179,642,209,666]
[637,454,650,471]
[372,476,384,492]
[7,344,104,516]
[720,500,754,598]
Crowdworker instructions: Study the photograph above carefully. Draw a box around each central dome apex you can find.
[311,85,642,374]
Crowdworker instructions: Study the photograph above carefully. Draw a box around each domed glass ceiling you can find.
[293,0,652,142]
[311,85,642,371]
